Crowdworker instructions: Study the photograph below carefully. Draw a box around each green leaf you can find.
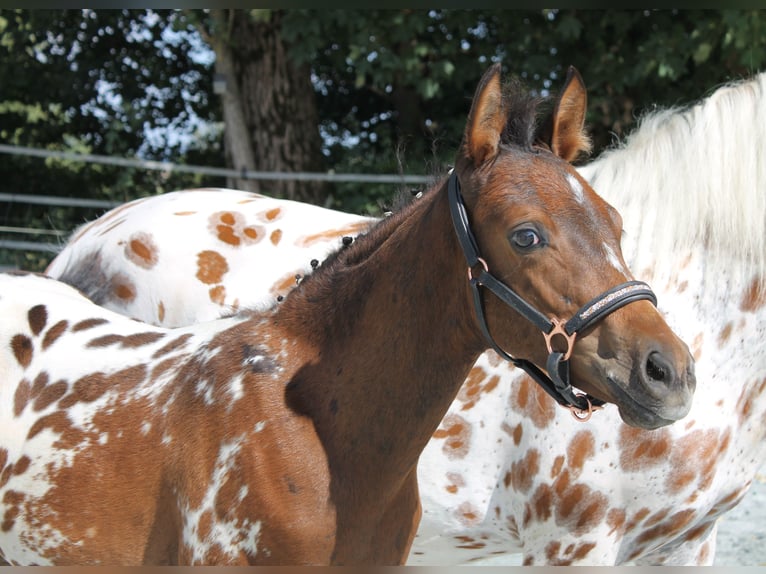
[658,62,673,78]
[693,42,712,64]
[557,14,582,40]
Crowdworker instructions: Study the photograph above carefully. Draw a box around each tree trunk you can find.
[207,10,328,203]
[208,15,258,194]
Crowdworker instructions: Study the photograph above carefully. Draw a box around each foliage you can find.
[1,9,764,270]
[284,9,766,165]
[0,9,223,269]
[280,9,766,209]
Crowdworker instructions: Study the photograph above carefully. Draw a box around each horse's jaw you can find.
[599,372,695,430]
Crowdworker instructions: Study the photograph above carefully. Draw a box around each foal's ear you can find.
[542,66,592,162]
[462,63,506,167]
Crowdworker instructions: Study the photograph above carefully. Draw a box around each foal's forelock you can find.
[579,72,766,282]
[499,79,545,150]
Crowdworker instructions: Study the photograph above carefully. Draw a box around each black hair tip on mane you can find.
[385,180,431,215]
[500,75,546,150]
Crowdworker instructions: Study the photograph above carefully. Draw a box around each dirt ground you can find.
[472,466,766,566]
[714,467,766,566]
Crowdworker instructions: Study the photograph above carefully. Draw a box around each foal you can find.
[0,64,694,565]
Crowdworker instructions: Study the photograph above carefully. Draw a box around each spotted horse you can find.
[10,65,695,565]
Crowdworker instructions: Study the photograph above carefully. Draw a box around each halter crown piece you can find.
[447,173,658,419]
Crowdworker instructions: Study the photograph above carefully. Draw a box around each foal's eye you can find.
[510,228,542,251]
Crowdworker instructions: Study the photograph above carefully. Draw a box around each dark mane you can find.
[317,178,443,272]
[278,178,445,328]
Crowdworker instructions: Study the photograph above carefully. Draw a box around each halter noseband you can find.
[448,173,658,418]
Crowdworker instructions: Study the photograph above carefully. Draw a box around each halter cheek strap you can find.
[448,173,658,417]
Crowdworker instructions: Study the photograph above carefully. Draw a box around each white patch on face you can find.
[567,173,585,204]
[603,243,629,275]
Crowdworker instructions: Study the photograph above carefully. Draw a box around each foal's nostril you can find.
[646,351,675,384]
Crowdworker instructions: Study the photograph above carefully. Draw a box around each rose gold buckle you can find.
[543,317,577,361]
[568,394,603,422]
[467,257,489,282]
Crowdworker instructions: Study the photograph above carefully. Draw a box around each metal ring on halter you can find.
[569,394,603,422]
[543,317,577,361]
[467,257,489,282]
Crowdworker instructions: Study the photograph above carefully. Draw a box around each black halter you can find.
[447,172,658,417]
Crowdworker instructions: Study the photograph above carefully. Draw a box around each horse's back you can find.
[46,189,375,326]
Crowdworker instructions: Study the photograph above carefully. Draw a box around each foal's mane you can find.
[580,72,766,280]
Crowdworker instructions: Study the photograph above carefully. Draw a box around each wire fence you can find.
[0,196,109,271]
[0,144,433,271]
[0,144,432,185]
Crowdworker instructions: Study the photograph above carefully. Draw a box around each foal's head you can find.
[452,64,695,429]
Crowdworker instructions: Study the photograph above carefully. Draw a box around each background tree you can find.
[195,10,328,202]
[1,9,764,270]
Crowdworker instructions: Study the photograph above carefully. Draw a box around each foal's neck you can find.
[279,183,484,480]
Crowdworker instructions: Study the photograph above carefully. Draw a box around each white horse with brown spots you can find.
[46,71,765,565]
[0,65,695,565]
[48,191,375,327]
